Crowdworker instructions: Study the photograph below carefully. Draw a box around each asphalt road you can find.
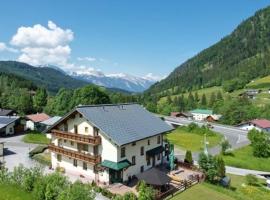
[164,116,250,160]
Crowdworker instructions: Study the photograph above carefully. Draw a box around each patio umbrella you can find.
[136,168,171,186]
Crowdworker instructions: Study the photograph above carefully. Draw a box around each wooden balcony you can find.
[48,144,101,165]
[51,129,101,145]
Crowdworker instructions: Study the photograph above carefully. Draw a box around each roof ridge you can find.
[76,103,138,108]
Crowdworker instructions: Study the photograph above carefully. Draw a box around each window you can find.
[148,140,150,145]
[93,146,99,155]
[157,153,161,161]
[157,135,161,144]
[83,144,88,152]
[121,147,126,158]
[64,123,68,131]
[132,156,136,165]
[146,155,150,166]
[70,141,74,146]
[57,154,62,162]
[73,159,77,167]
[94,127,99,136]
[140,166,144,172]
[74,125,78,134]
[64,139,67,143]
[140,146,144,156]
[9,127,13,133]
[132,142,136,146]
[85,127,89,134]
[83,162,87,170]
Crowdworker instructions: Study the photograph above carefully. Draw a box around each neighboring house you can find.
[0,116,22,136]
[239,89,261,99]
[170,112,193,119]
[26,113,50,131]
[205,114,222,122]
[237,119,270,132]
[0,108,17,116]
[40,116,62,131]
[190,109,213,121]
[47,104,173,184]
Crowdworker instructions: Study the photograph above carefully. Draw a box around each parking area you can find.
[0,134,38,171]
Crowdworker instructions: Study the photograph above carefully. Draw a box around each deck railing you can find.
[51,129,101,145]
[48,144,101,165]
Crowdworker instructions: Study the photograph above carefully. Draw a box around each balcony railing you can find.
[51,129,101,145]
[48,144,101,165]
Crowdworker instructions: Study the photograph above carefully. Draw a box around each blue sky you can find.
[0,0,269,79]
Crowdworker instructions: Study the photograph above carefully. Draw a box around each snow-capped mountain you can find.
[71,72,158,93]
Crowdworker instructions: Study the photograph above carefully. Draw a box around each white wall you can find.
[119,134,163,182]
[26,120,35,130]
[5,122,15,135]
[191,113,209,121]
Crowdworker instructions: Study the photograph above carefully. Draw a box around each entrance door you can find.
[152,156,156,167]
[109,169,123,183]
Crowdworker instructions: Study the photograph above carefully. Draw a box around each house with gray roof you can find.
[0,116,21,136]
[0,108,17,116]
[47,103,173,184]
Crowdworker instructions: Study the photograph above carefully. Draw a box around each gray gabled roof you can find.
[49,104,173,146]
[41,116,62,126]
[0,109,15,116]
[77,104,173,146]
[0,116,19,129]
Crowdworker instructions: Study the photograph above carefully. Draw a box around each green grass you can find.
[32,152,51,166]
[23,132,50,144]
[159,86,223,104]
[166,127,222,152]
[171,174,270,200]
[0,184,33,200]
[247,75,270,89]
[223,145,270,172]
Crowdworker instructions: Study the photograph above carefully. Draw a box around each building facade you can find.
[47,104,173,184]
[237,119,270,132]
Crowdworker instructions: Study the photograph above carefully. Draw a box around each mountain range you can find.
[146,6,270,95]
[0,61,157,93]
[71,71,156,93]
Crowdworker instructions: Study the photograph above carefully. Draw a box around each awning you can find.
[101,159,131,171]
[146,146,164,156]
[136,168,171,186]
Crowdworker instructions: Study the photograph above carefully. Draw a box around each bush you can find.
[138,181,155,200]
[245,174,259,186]
[123,192,137,200]
[184,150,193,164]
[220,139,232,155]
[29,145,48,157]
[248,129,270,158]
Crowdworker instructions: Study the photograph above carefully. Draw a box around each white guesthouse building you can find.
[47,104,173,184]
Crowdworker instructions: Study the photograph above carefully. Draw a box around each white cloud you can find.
[0,42,18,53]
[77,56,96,62]
[10,21,73,66]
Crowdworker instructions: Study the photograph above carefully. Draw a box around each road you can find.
[164,116,250,160]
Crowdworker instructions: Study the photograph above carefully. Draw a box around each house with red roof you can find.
[26,113,50,131]
[237,119,270,132]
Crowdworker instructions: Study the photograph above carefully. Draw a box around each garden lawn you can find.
[223,145,270,172]
[0,184,33,200]
[166,127,222,151]
[23,132,50,144]
[171,174,270,200]
[170,183,235,200]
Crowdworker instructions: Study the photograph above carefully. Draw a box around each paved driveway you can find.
[0,134,38,171]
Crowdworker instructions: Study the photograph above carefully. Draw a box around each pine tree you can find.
[33,88,48,112]
[200,93,207,108]
[187,92,195,110]
[208,92,216,107]
[217,91,223,101]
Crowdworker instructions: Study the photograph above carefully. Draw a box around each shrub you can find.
[29,145,48,157]
[245,174,259,186]
[248,129,270,158]
[220,139,232,155]
[123,192,137,200]
[138,181,155,200]
[184,150,193,164]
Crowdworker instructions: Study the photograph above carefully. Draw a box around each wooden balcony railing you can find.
[51,129,101,145]
[48,144,101,165]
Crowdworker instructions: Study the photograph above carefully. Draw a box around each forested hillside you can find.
[146,6,270,95]
[0,61,89,93]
